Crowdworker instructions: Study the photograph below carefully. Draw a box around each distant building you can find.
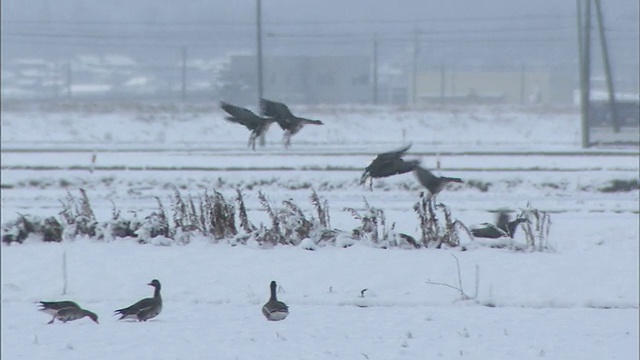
[410,70,575,106]
[221,55,371,105]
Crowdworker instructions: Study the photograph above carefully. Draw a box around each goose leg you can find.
[283,131,292,149]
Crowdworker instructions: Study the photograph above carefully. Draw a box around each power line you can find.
[0,24,586,42]
[3,33,635,49]
[2,13,575,27]
[5,22,635,42]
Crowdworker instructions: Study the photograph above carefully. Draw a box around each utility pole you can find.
[181,46,187,102]
[578,0,592,148]
[256,0,265,146]
[520,63,525,105]
[594,0,619,132]
[66,61,72,99]
[53,61,60,100]
[372,34,378,105]
[411,27,420,107]
[439,65,445,107]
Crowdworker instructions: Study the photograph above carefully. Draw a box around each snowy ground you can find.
[1,103,639,359]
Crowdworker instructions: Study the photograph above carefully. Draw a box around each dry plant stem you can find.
[425,254,472,301]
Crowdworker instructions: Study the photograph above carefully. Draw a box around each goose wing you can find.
[220,102,263,130]
[39,300,80,311]
[260,98,294,119]
[115,297,157,316]
[374,143,412,161]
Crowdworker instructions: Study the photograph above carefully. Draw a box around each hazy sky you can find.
[1,0,638,78]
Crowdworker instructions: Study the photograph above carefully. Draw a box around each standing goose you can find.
[260,98,324,148]
[38,301,98,324]
[115,279,162,322]
[220,101,275,150]
[262,280,289,321]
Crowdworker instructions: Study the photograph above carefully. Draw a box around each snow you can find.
[1,104,639,359]
[573,89,640,104]
[103,55,137,67]
[123,76,149,87]
[69,84,113,93]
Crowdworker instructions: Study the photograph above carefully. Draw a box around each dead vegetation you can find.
[413,192,472,249]
[2,188,552,251]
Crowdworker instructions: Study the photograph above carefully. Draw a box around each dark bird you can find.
[260,98,324,148]
[38,301,98,324]
[360,144,420,190]
[220,101,275,150]
[262,280,289,321]
[471,211,529,239]
[413,166,463,198]
[115,279,162,322]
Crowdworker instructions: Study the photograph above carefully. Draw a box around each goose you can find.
[220,101,275,150]
[262,281,289,321]
[39,301,98,324]
[260,98,323,148]
[413,166,463,198]
[360,144,420,190]
[472,212,529,239]
[115,279,162,322]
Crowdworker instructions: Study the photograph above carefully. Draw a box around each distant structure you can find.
[411,70,575,105]
[221,55,370,105]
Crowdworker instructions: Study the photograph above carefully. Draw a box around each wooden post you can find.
[62,251,68,295]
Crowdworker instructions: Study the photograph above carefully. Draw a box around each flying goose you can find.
[39,300,98,324]
[413,166,463,198]
[262,280,289,321]
[220,101,275,150]
[115,279,163,322]
[360,144,420,190]
[260,98,323,148]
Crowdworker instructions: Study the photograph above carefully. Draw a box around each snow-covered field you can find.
[1,103,639,359]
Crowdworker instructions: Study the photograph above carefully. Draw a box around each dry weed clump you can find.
[520,205,552,251]
[2,188,551,252]
[413,192,470,248]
